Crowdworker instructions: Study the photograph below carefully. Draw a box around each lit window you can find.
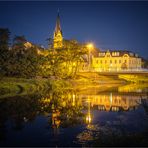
[115,60,117,64]
[99,52,105,57]
[110,60,112,64]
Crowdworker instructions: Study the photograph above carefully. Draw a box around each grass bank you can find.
[0,77,51,97]
[0,77,74,98]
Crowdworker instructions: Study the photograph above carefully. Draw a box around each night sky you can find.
[0,1,148,58]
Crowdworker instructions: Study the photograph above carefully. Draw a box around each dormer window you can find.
[99,52,105,57]
[129,53,134,56]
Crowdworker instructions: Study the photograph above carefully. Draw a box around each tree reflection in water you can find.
[42,88,85,128]
[0,94,42,141]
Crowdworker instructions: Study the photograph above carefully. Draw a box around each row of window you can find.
[95,59,141,64]
[99,52,120,57]
[112,52,120,56]
[98,52,138,58]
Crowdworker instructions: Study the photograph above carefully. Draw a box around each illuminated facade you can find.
[92,50,142,71]
[53,12,63,49]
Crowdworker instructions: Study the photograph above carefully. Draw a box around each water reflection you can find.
[118,83,148,93]
[76,89,148,146]
[0,84,148,146]
[78,92,143,112]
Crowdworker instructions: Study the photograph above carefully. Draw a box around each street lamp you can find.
[87,43,94,71]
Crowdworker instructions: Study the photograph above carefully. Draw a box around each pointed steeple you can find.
[54,10,62,36]
[53,10,63,49]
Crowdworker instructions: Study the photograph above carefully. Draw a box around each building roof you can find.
[98,50,140,58]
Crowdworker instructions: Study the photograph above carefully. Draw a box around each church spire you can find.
[54,10,62,35]
[53,10,63,49]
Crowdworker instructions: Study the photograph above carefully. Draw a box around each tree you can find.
[0,28,11,76]
[12,35,27,54]
[46,39,87,79]
[6,35,41,78]
[0,28,10,50]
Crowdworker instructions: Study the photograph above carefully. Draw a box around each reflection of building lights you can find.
[86,98,92,124]
[86,114,92,124]
[73,94,75,99]
[72,94,76,106]
[52,109,61,128]
[110,93,112,104]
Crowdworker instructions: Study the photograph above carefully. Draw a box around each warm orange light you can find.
[86,114,92,124]
[87,43,94,50]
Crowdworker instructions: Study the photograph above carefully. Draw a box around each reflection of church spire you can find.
[53,10,63,49]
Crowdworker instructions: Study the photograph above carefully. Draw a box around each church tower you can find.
[53,11,63,49]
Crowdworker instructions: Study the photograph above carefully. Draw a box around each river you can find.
[0,83,148,146]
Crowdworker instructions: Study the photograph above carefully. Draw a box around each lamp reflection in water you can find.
[86,98,92,124]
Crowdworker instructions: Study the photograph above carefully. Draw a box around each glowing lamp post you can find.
[87,43,94,71]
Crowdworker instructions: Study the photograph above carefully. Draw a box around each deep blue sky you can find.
[0,1,148,58]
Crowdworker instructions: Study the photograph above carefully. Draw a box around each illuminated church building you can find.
[52,12,142,71]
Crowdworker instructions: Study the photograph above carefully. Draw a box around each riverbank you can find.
[0,77,51,97]
[0,77,74,98]
[0,72,148,98]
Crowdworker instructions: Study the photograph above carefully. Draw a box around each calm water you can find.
[0,84,148,147]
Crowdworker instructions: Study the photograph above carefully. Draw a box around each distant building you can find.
[92,50,142,71]
[24,42,33,49]
[53,12,63,49]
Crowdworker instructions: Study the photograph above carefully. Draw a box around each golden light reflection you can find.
[52,109,61,128]
[118,83,148,93]
[39,87,146,131]
[86,98,92,124]
[78,92,144,112]
[86,114,92,124]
